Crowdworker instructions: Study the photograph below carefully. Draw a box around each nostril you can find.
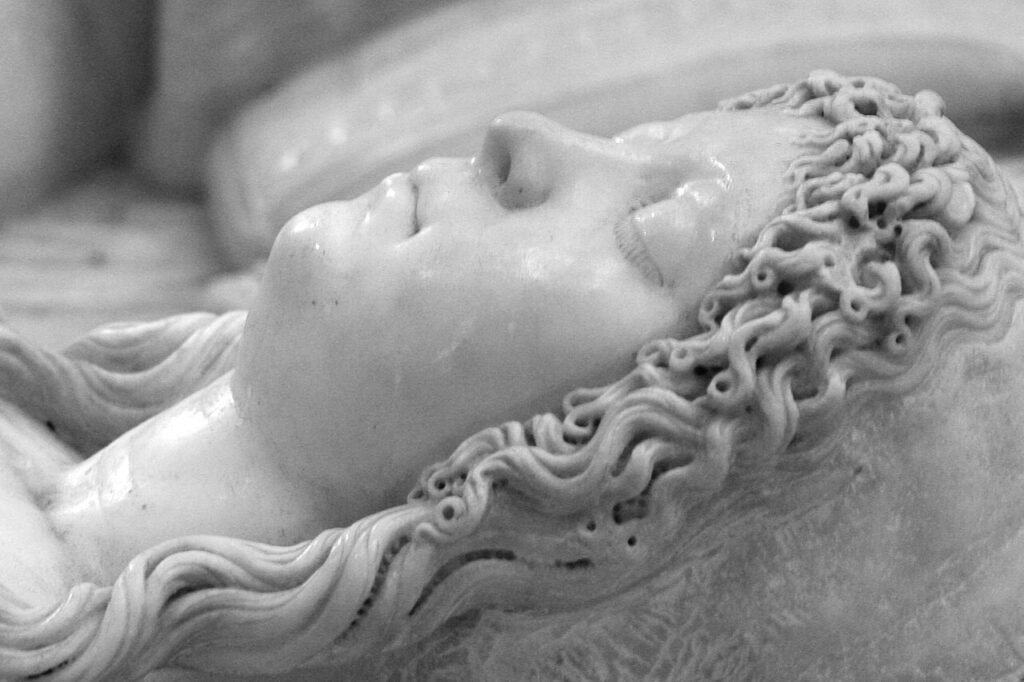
[479,113,557,211]
[491,143,552,210]
[478,126,513,186]
[491,145,512,186]
[479,142,550,210]
[497,174,550,210]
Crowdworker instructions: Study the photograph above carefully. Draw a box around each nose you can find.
[477,111,612,210]
[477,111,718,214]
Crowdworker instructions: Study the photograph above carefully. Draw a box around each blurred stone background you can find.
[1,0,1022,350]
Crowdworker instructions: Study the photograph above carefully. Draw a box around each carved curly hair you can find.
[4,72,1023,680]
[414,70,1024,522]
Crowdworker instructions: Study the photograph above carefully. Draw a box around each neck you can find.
[46,372,350,584]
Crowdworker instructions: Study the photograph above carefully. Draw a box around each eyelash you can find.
[615,195,681,288]
[628,195,659,213]
[614,216,663,286]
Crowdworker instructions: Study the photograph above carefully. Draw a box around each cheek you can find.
[531,273,681,380]
[394,252,680,414]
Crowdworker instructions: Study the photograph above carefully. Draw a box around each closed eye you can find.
[614,215,663,286]
[614,192,683,287]
[621,178,731,289]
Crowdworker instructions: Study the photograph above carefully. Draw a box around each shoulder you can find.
[0,399,83,611]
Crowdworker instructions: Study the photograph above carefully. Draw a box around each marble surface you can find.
[3,156,1022,353]
[0,151,1021,682]
[1,64,1023,679]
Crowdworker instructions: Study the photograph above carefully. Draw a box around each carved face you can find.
[234,109,826,521]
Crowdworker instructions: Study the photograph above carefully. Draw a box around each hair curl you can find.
[0,311,244,454]
[3,72,1023,680]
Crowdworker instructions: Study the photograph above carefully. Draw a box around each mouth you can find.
[394,172,423,238]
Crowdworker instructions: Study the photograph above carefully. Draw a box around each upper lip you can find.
[370,172,421,240]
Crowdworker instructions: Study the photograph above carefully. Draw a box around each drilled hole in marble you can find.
[409,548,519,616]
[612,497,648,524]
[341,535,410,636]
[611,458,679,525]
[854,98,878,116]
[25,659,73,680]
[554,557,594,570]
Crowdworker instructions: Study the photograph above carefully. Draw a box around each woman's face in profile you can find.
[235,109,825,514]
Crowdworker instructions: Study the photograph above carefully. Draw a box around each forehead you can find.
[618,109,830,240]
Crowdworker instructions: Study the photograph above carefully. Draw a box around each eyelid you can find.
[627,152,730,208]
[626,177,727,224]
[672,177,729,205]
[617,177,730,288]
